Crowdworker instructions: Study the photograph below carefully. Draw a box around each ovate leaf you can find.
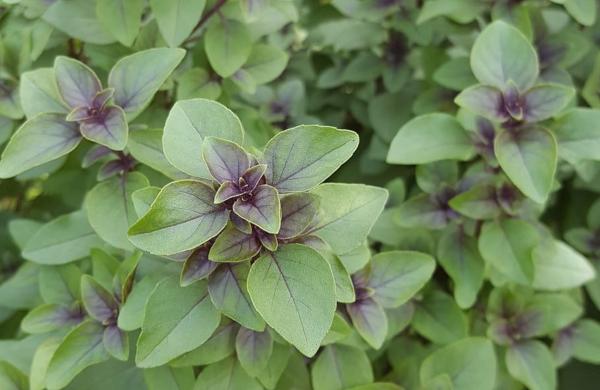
[552,108,600,164]
[347,297,388,349]
[205,19,252,77]
[532,240,595,290]
[523,84,575,122]
[278,193,319,240]
[149,0,206,47]
[208,224,261,263]
[194,356,262,390]
[202,137,250,183]
[128,180,229,255]
[108,48,185,120]
[96,0,144,46]
[247,244,336,357]
[505,340,556,390]
[311,345,373,390]
[79,105,128,151]
[80,275,118,323]
[0,113,81,178]
[54,56,101,109]
[19,68,69,118]
[235,328,273,377]
[136,277,220,367]
[413,291,468,344]
[233,184,281,234]
[263,125,359,193]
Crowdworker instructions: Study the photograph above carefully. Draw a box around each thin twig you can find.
[182,0,228,46]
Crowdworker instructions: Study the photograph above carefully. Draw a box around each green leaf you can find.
[563,0,597,26]
[23,211,103,264]
[149,0,206,47]
[136,277,220,367]
[319,251,355,303]
[208,263,265,331]
[311,345,373,390]
[176,67,221,100]
[366,251,436,308]
[552,108,600,164]
[572,320,600,363]
[448,184,501,220]
[0,361,28,390]
[194,356,262,390]
[347,297,388,349]
[421,337,496,390]
[128,129,186,179]
[163,98,244,178]
[46,321,110,390]
[103,325,128,361]
[118,273,165,331]
[86,172,149,250]
[523,84,574,122]
[387,113,475,164]
[54,56,101,109]
[532,240,596,290]
[433,57,477,91]
[263,125,358,193]
[81,275,118,323]
[505,340,556,390]
[132,187,161,218]
[236,328,273,377]
[128,180,229,255]
[0,262,41,309]
[278,193,319,240]
[243,44,289,84]
[39,265,81,305]
[205,19,252,77]
[478,219,539,284]
[233,184,281,234]
[19,68,68,118]
[21,304,80,334]
[96,0,144,46]
[455,84,508,122]
[307,184,388,254]
[30,339,60,390]
[43,0,115,44]
[413,291,468,344]
[470,21,538,91]
[143,366,195,390]
[208,224,260,263]
[0,113,81,178]
[437,228,484,309]
[170,320,237,366]
[247,244,336,357]
[108,48,185,120]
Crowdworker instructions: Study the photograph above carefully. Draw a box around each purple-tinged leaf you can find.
[240,164,267,193]
[181,246,218,286]
[394,192,455,230]
[347,297,388,349]
[523,84,574,122]
[103,325,129,361]
[209,224,261,263]
[0,113,81,178]
[82,145,112,168]
[80,105,128,150]
[256,229,277,251]
[291,234,330,252]
[263,125,359,192]
[233,184,281,234]
[81,275,118,324]
[278,193,319,239]
[202,136,251,183]
[231,212,253,234]
[215,181,242,204]
[209,263,265,331]
[503,82,525,120]
[109,48,186,120]
[96,159,124,181]
[21,303,83,334]
[128,180,230,255]
[54,56,102,108]
[66,106,93,122]
[235,328,273,377]
[455,84,509,122]
[92,87,115,108]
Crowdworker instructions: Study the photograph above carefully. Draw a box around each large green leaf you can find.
[143,366,195,390]
[162,99,244,178]
[43,0,115,44]
[532,240,595,290]
[46,321,110,389]
[86,172,149,250]
[572,320,600,363]
[149,0,205,47]
[108,48,185,120]
[170,321,237,367]
[311,345,373,390]
[194,356,262,390]
[243,44,289,84]
[127,129,187,180]
[505,340,556,390]
[136,277,220,367]
[19,68,69,118]
[552,108,600,164]
[421,337,496,390]
[412,291,468,344]
[205,19,252,77]
[128,180,229,255]
[262,125,359,193]
[0,113,81,178]
[387,113,475,164]
[470,21,538,91]
[96,0,143,46]
[23,211,103,264]
[307,184,388,254]
[247,244,336,357]
[479,219,539,285]
[208,263,265,331]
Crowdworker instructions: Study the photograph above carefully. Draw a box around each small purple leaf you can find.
[82,145,113,168]
[92,88,115,109]
[202,137,250,183]
[233,184,281,234]
[231,213,252,234]
[290,235,330,252]
[96,159,124,181]
[181,247,218,286]
[240,164,267,193]
[455,84,509,122]
[278,193,319,239]
[256,228,278,251]
[66,106,94,122]
[21,303,84,334]
[235,327,273,377]
[347,297,388,349]
[215,181,243,204]
[503,82,524,121]
[80,105,128,150]
[54,56,102,109]
[209,224,261,263]
[523,84,574,122]
[103,324,129,361]
[81,275,118,324]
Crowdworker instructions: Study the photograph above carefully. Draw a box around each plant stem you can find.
[183,0,228,45]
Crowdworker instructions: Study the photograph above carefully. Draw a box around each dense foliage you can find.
[1,0,600,389]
